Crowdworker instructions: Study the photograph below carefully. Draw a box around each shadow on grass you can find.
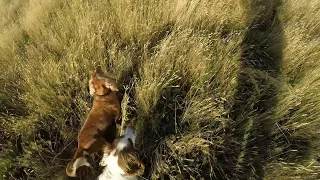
[136,81,190,179]
[217,1,287,179]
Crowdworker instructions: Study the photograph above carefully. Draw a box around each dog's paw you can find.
[66,163,77,177]
[66,168,76,177]
[99,159,107,167]
[69,171,77,177]
[84,161,91,167]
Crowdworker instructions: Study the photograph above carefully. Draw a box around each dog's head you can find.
[89,66,119,96]
[103,127,145,178]
[116,127,144,177]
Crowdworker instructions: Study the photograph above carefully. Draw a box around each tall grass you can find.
[0,0,319,179]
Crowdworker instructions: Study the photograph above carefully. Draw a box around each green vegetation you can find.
[0,0,319,179]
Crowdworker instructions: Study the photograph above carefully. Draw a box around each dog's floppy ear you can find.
[89,76,96,96]
[118,148,145,177]
[89,66,100,96]
[105,78,119,92]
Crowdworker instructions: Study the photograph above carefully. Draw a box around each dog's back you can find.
[77,91,120,153]
[66,66,121,177]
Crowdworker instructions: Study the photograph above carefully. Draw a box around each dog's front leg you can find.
[99,142,113,166]
[66,146,91,177]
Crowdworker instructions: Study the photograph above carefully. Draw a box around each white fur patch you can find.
[124,128,136,144]
[69,157,91,177]
[117,128,136,150]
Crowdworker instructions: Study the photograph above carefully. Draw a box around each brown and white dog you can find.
[66,66,121,177]
[98,127,145,180]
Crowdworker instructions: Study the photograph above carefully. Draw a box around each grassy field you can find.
[1,0,319,179]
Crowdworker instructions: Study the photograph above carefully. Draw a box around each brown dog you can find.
[66,66,121,177]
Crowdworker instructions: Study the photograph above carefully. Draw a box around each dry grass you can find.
[0,0,319,179]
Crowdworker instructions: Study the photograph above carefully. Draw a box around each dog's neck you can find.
[93,92,112,102]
